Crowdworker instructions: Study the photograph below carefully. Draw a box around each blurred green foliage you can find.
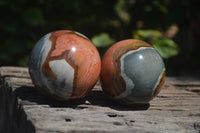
[133,30,162,40]
[153,37,179,58]
[133,30,179,58]
[92,33,115,47]
[0,0,200,76]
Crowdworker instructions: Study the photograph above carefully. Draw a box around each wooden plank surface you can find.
[0,66,200,133]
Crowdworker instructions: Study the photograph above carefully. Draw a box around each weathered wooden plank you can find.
[0,66,200,133]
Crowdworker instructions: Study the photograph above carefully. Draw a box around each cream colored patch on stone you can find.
[48,59,74,99]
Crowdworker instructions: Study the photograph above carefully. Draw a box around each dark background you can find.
[0,0,200,77]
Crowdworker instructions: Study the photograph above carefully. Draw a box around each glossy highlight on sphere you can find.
[100,39,165,104]
[29,30,101,100]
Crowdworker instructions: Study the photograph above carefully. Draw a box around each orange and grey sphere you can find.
[29,30,101,100]
[100,39,165,104]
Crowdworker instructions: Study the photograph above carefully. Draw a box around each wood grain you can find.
[0,66,200,133]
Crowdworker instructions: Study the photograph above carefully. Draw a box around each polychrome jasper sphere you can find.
[29,30,101,100]
[100,39,165,104]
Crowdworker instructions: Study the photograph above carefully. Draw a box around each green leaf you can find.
[92,33,115,47]
[153,37,179,58]
[22,7,45,26]
[133,29,179,58]
[133,30,162,40]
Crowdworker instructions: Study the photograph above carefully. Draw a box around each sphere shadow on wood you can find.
[14,85,150,111]
[14,86,86,108]
[86,90,150,111]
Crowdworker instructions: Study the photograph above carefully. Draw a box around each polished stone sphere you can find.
[100,39,165,104]
[29,30,101,100]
